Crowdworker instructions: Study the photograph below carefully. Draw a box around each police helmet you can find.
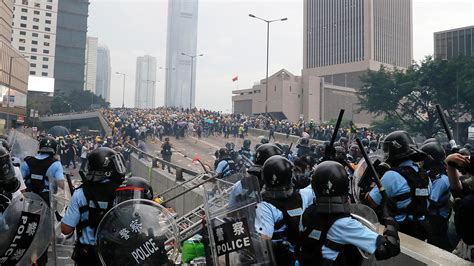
[369,140,378,151]
[423,138,438,145]
[254,144,282,166]
[0,134,8,141]
[243,139,251,148]
[421,141,446,171]
[38,136,58,154]
[299,138,310,147]
[0,139,10,152]
[382,131,426,165]
[225,142,235,151]
[218,148,229,158]
[464,143,472,151]
[115,176,154,204]
[260,138,269,144]
[361,138,370,147]
[86,147,127,182]
[262,155,293,192]
[339,137,348,144]
[459,148,471,156]
[312,161,349,197]
[0,146,18,193]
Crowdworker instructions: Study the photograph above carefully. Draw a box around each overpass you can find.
[38,111,112,136]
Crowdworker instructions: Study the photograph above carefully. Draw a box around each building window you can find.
[47,0,52,2]
[30,63,36,67]
[46,12,51,17]
[21,8,27,12]
[31,48,37,52]
[46,5,52,10]
[290,86,292,92]
[21,16,27,20]
[19,46,25,51]
[44,35,50,39]
[30,71,36,75]
[274,85,276,91]
[20,31,26,35]
[34,10,39,15]
[34,3,40,8]
[32,40,38,44]
[45,20,51,24]
[43,49,49,54]
[43,42,50,46]
[20,23,27,28]
[32,32,38,37]
[22,0,28,5]
[42,57,48,61]
[19,39,26,43]
[33,18,39,22]
[32,25,39,30]
[42,72,48,77]
[42,64,48,69]
[45,27,50,32]
[30,56,37,60]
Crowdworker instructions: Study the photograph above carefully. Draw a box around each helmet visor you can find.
[114,187,145,204]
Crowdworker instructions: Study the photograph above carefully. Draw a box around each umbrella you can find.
[205,119,214,124]
[48,126,70,137]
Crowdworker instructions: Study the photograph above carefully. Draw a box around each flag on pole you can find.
[232,76,238,82]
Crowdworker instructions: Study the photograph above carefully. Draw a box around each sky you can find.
[88,0,474,111]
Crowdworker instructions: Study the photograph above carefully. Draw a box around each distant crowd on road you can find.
[99,107,380,144]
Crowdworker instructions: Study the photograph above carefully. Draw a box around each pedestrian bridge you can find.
[38,111,112,136]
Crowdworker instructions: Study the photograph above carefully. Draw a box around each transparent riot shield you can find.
[352,154,384,204]
[9,129,39,162]
[350,203,380,262]
[204,175,275,265]
[96,199,180,265]
[0,192,52,265]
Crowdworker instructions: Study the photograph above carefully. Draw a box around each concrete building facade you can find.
[164,0,199,108]
[434,26,474,60]
[0,0,29,125]
[84,36,98,93]
[135,55,157,109]
[234,0,412,125]
[53,0,89,95]
[96,45,111,102]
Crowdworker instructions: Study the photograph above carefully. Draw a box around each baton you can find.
[435,104,456,147]
[329,109,345,149]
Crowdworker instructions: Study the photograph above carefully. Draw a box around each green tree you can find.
[358,56,474,138]
[51,89,110,114]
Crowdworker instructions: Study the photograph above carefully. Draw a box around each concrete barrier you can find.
[130,154,203,216]
[247,127,323,145]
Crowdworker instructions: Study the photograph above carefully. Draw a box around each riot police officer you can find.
[239,139,253,162]
[298,161,400,265]
[420,140,452,251]
[366,130,431,241]
[114,176,154,204]
[21,136,64,204]
[61,147,126,265]
[255,155,314,266]
[215,148,237,179]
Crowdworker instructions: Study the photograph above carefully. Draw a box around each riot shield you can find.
[350,203,380,262]
[9,129,39,162]
[352,154,384,204]
[204,175,275,265]
[0,192,52,265]
[96,199,180,265]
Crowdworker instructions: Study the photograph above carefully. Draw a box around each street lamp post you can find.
[181,53,203,109]
[67,103,72,131]
[116,72,126,108]
[249,14,288,116]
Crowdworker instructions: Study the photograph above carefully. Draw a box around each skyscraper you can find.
[303,0,412,88]
[434,26,474,60]
[84,36,98,93]
[54,0,89,95]
[0,0,29,125]
[165,0,199,108]
[135,55,157,108]
[96,45,111,102]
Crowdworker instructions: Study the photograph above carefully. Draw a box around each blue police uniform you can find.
[322,217,378,261]
[255,188,314,237]
[429,173,450,218]
[20,153,64,193]
[215,159,235,178]
[368,160,432,222]
[61,187,97,245]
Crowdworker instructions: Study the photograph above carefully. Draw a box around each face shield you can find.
[110,153,127,176]
[0,152,18,193]
[114,187,145,205]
